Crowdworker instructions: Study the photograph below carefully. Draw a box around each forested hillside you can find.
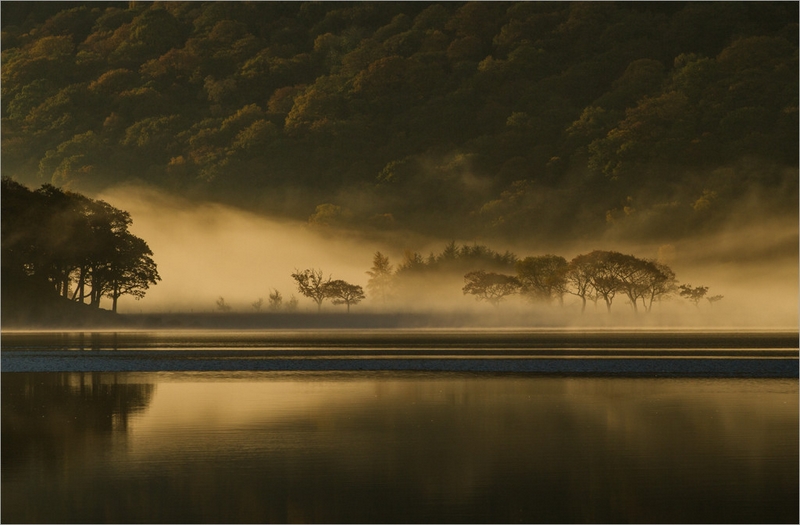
[2,1,797,243]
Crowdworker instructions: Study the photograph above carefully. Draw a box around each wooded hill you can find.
[2,1,797,243]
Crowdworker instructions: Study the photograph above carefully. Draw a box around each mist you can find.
[98,184,797,328]
[98,184,380,314]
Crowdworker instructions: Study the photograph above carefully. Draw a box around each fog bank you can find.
[98,185,798,328]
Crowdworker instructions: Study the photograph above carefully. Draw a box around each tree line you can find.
[1,178,160,312]
[282,243,720,314]
[463,251,678,313]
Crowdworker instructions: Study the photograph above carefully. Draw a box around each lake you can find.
[2,330,798,523]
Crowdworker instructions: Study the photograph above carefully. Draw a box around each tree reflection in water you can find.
[1,373,797,523]
[2,372,154,476]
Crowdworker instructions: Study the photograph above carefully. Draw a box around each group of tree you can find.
[249,289,299,312]
[2,2,796,243]
[1,177,160,312]
[463,250,681,313]
[215,290,300,313]
[217,242,721,315]
[365,243,719,314]
[678,284,724,307]
[291,268,365,312]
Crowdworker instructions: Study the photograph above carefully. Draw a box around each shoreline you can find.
[3,330,797,377]
[3,310,799,332]
[2,354,796,377]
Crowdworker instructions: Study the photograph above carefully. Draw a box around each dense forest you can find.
[2,1,797,243]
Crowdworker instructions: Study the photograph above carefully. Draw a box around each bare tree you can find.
[252,298,264,311]
[291,269,331,311]
[285,295,299,312]
[215,296,232,312]
[268,289,283,311]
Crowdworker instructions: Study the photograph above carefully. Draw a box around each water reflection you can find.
[2,373,154,476]
[2,372,797,523]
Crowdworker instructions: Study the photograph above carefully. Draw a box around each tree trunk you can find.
[78,266,86,304]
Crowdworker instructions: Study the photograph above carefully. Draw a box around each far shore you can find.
[2,309,799,332]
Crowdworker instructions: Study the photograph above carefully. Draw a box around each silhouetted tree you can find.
[326,280,365,312]
[1,178,160,313]
[366,251,393,303]
[268,288,283,311]
[679,284,709,307]
[613,253,669,313]
[215,296,231,312]
[285,295,299,312]
[564,253,598,313]
[101,231,160,313]
[516,255,568,305]
[641,261,678,312]
[586,250,626,312]
[291,268,331,311]
[462,270,520,306]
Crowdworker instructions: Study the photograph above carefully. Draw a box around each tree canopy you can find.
[1,177,160,314]
[2,2,796,243]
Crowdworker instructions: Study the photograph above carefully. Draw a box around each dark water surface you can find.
[2,330,798,523]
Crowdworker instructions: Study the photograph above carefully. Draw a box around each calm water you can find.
[2,331,798,523]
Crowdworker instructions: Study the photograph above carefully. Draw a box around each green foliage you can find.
[396,242,517,277]
[1,2,796,242]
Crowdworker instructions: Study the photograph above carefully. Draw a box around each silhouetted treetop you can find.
[1,177,160,316]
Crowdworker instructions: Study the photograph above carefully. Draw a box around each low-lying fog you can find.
[98,184,798,328]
